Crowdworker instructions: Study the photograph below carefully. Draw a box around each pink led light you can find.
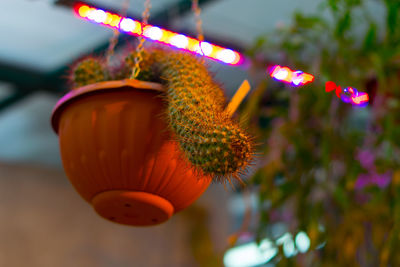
[325,81,342,98]
[143,26,163,40]
[352,92,369,105]
[120,18,137,32]
[169,34,189,49]
[77,5,91,17]
[216,49,237,64]
[271,66,290,81]
[292,71,304,86]
[301,73,314,84]
[326,82,369,106]
[91,9,107,23]
[269,65,314,87]
[73,3,243,65]
[196,41,213,56]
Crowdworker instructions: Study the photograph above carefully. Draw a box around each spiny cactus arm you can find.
[121,48,253,181]
[70,57,108,88]
[124,50,160,82]
[152,50,253,181]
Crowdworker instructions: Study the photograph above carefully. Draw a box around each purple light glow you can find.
[74,3,243,65]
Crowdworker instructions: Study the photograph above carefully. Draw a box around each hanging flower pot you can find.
[52,0,254,227]
[52,46,253,227]
[51,79,212,226]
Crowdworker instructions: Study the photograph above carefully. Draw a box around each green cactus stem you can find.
[69,48,253,182]
[125,49,253,181]
[70,57,107,88]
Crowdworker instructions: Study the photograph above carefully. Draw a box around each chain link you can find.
[192,0,204,42]
[130,0,204,78]
[192,0,206,61]
[105,0,130,66]
[131,0,152,79]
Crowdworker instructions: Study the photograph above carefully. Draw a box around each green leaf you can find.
[345,0,361,7]
[328,0,338,12]
[333,187,349,209]
[335,10,352,38]
[385,1,400,45]
[294,12,326,29]
[247,37,267,57]
[387,2,399,35]
[363,23,377,52]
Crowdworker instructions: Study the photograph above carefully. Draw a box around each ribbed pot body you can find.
[52,81,211,225]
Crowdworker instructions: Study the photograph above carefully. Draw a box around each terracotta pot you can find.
[51,79,211,226]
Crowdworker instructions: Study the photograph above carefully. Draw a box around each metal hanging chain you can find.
[130,0,203,78]
[105,0,131,66]
[192,0,204,42]
[131,0,152,79]
[192,0,206,61]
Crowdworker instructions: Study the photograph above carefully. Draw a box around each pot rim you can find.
[51,79,164,134]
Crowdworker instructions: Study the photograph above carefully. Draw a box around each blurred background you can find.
[1,0,400,266]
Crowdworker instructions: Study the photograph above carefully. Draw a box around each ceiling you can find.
[0,0,337,167]
[86,0,182,17]
[173,0,323,48]
[0,0,111,72]
[0,0,329,72]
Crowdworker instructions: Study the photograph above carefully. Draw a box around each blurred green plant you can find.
[183,205,223,267]
[243,0,400,265]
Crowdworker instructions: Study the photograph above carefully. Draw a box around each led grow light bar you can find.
[269,65,314,87]
[268,66,369,106]
[325,81,369,106]
[74,3,369,106]
[74,3,243,65]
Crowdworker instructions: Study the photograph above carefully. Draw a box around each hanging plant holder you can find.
[51,79,212,226]
[51,0,253,227]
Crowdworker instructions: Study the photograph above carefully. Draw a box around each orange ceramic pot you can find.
[51,79,211,226]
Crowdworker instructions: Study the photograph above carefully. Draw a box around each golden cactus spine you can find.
[126,49,253,181]
[70,57,107,88]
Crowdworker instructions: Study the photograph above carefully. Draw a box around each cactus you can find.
[124,50,161,83]
[69,48,253,181]
[70,57,107,88]
[125,49,253,181]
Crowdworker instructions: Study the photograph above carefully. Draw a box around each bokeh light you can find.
[74,3,244,66]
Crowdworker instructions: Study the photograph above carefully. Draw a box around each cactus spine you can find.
[125,49,253,181]
[71,57,107,88]
[69,48,253,181]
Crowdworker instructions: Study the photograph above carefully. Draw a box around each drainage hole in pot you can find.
[152,218,158,223]
[124,203,131,207]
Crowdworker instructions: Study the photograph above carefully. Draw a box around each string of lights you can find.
[269,65,315,86]
[269,66,369,106]
[325,81,369,106]
[74,3,243,65]
[74,2,369,106]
